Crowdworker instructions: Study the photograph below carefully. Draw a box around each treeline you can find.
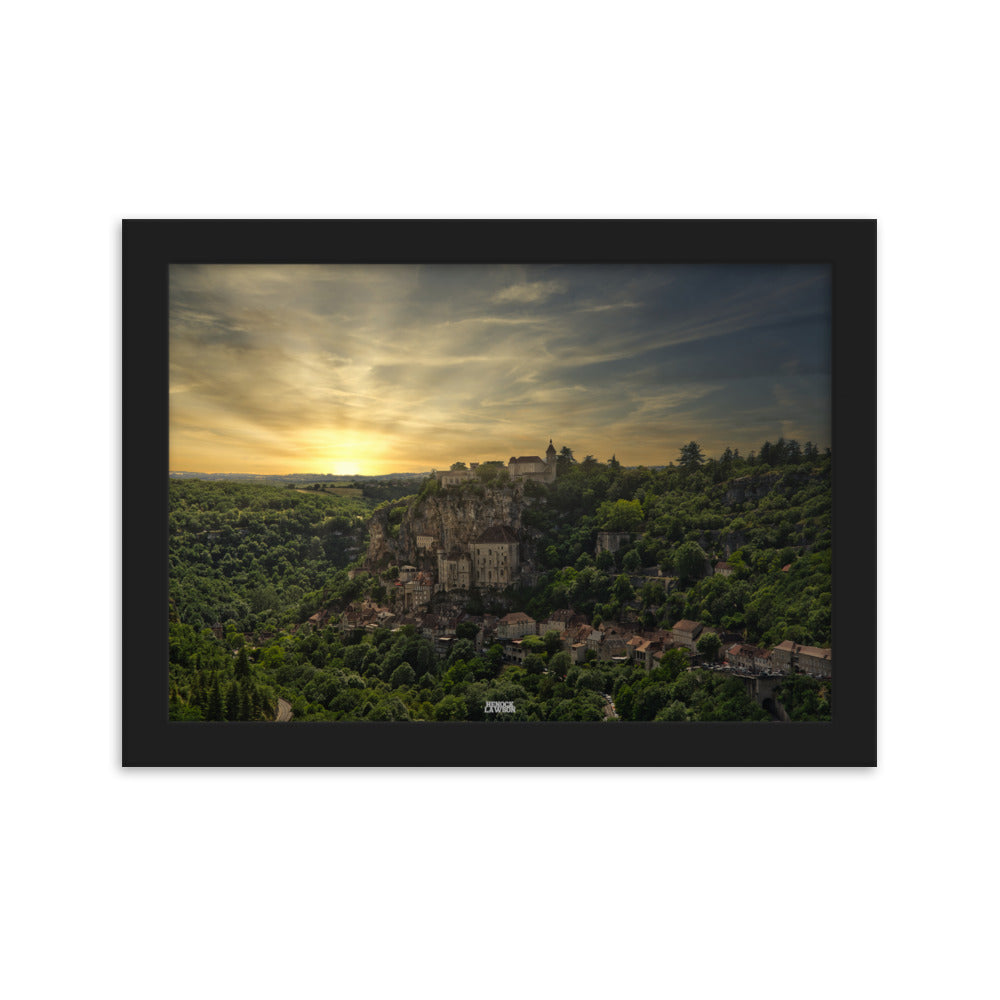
[167,438,831,722]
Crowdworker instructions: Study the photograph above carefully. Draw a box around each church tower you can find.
[545,439,557,482]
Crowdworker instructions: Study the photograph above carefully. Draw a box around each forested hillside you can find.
[518,440,831,650]
[167,439,831,722]
[168,480,372,631]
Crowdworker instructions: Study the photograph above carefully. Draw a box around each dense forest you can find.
[168,438,831,722]
[517,440,832,650]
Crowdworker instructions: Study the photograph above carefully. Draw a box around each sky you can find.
[169,263,831,475]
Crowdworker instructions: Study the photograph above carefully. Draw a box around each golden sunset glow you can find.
[169,264,831,475]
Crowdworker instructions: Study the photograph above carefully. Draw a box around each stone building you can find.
[770,640,833,679]
[507,440,558,484]
[471,524,519,588]
[671,619,704,651]
[797,644,833,679]
[539,608,579,634]
[724,643,772,675]
[437,549,472,591]
[496,612,537,640]
[436,441,558,487]
[438,463,479,486]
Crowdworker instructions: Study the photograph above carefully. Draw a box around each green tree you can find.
[389,662,416,688]
[696,630,722,662]
[654,700,688,721]
[674,541,708,585]
[548,651,571,678]
[678,441,705,470]
[541,630,563,657]
[612,574,635,602]
[206,675,224,721]
[434,695,468,721]
[598,498,643,532]
[234,646,251,680]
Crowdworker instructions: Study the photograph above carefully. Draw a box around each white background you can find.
[3,3,997,998]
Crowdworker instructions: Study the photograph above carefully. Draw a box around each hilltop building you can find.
[436,440,559,487]
[508,440,558,484]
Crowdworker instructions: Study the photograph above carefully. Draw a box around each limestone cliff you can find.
[365,482,529,572]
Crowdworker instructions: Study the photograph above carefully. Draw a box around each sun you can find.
[329,461,360,476]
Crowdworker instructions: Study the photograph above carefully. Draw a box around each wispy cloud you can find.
[169,263,831,474]
[491,280,566,304]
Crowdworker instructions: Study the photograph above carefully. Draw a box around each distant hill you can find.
[169,470,432,485]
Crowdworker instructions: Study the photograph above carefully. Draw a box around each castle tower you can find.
[546,439,557,465]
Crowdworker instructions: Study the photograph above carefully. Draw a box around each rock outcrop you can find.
[365,482,529,573]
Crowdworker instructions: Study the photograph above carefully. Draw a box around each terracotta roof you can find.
[500,612,535,624]
[672,619,703,633]
[798,645,832,660]
[546,608,575,622]
[728,643,768,657]
[511,456,545,464]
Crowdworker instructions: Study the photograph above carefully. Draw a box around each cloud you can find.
[169,263,831,473]
[491,280,566,304]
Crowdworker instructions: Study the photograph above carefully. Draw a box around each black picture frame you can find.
[123,219,876,766]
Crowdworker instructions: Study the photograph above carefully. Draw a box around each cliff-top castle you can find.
[436,439,558,487]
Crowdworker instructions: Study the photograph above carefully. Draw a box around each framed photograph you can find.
[123,220,875,766]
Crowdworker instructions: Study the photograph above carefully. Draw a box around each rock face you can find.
[365,483,529,574]
[723,468,825,506]
[724,472,782,505]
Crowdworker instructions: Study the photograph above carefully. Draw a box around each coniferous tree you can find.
[678,441,705,470]
[238,683,251,721]
[206,676,224,721]
[225,681,239,721]
[235,646,251,680]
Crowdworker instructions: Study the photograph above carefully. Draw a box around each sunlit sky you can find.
[169,263,831,476]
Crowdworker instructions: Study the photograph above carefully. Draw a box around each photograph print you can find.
[168,260,833,725]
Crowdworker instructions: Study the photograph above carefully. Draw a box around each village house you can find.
[671,619,705,651]
[394,569,434,611]
[437,463,479,487]
[600,632,628,659]
[714,560,734,577]
[797,644,833,679]
[636,639,664,670]
[724,643,773,675]
[770,640,833,678]
[496,611,537,640]
[538,608,579,634]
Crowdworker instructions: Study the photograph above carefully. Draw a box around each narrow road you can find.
[276,698,293,722]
